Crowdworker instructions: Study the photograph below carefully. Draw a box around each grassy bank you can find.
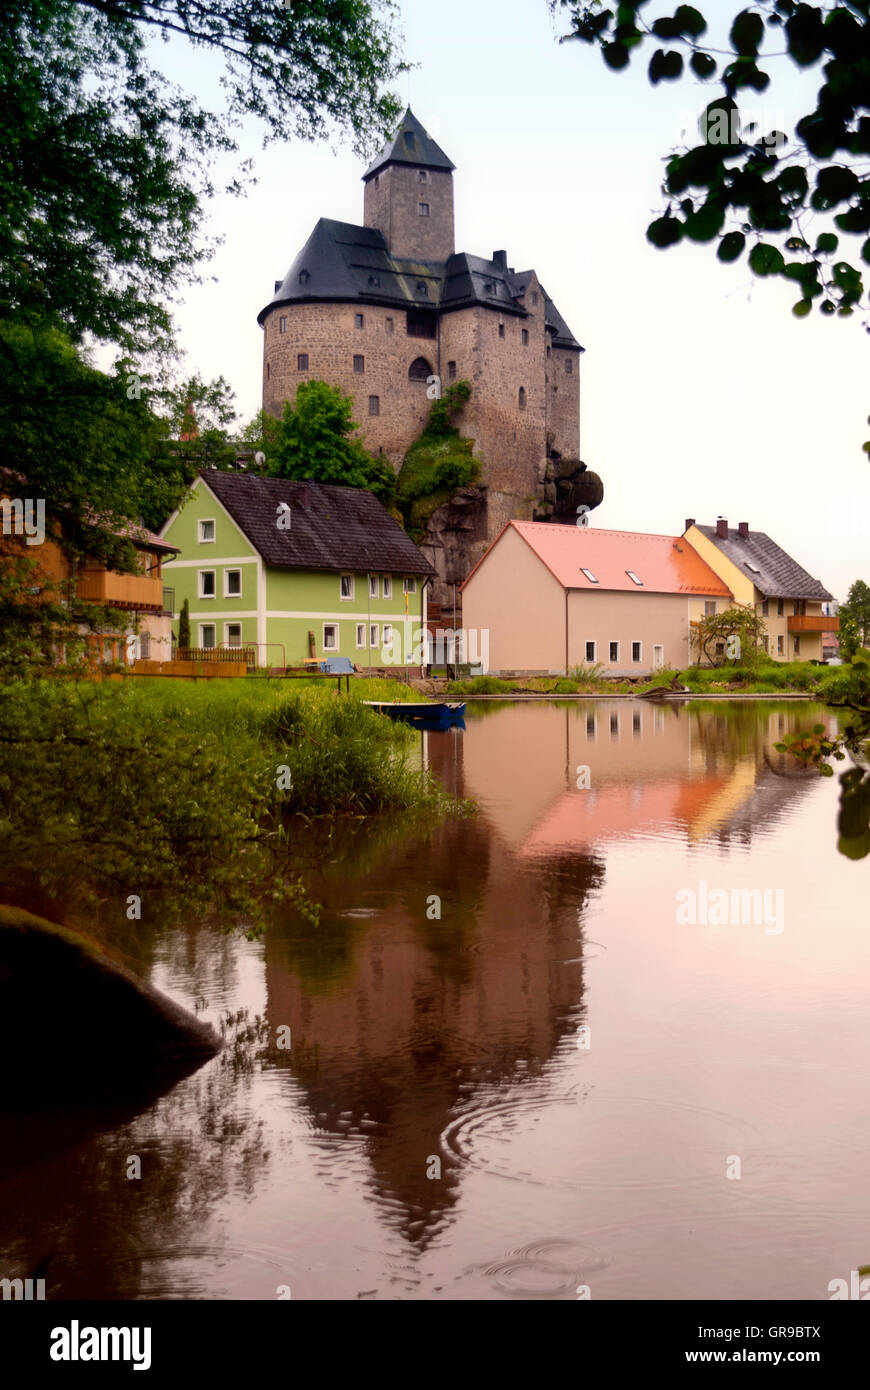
[447,659,846,698]
[0,676,464,934]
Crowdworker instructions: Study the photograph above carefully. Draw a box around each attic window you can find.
[404,131,415,150]
[298,270,310,285]
[531,292,538,306]
[581,568,599,584]
[416,280,429,297]
[484,281,495,294]
[626,570,644,586]
[368,275,380,288]
[744,561,761,574]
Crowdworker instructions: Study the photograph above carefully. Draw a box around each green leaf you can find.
[649,49,684,83]
[603,42,631,70]
[748,243,785,275]
[731,10,764,55]
[685,201,725,241]
[862,238,870,265]
[792,300,812,317]
[690,51,717,79]
[647,215,684,247]
[814,232,839,254]
[675,5,707,37]
[718,230,746,261]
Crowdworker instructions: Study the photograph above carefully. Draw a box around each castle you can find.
[258,110,599,600]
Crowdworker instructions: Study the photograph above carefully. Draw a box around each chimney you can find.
[716,516,728,539]
[684,517,695,531]
[274,280,282,294]
[737,521,749,539]
[492,250,508,271]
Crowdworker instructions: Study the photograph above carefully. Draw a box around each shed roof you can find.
[195,472,435,576]
[463,521,732,596]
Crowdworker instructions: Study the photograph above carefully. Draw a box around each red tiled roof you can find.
[463,521,732,596]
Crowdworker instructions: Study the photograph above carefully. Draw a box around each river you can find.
[2,698,869,1301]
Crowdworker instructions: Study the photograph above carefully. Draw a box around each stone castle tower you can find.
[258,110,600,598]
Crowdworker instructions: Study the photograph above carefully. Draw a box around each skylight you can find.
[744,561,761,574]
[626,570,643,586]
[580,568,599,584]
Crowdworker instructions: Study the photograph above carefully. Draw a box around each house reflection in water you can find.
[262,700,824,1247]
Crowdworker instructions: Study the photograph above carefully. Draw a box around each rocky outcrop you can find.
[0,904,221,1105]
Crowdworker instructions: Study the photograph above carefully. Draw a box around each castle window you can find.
[353,354,365,373]
[368,275,380,288]
[546,346,551,358]
[521,329,529,345]
[418,170,428,183]
[416,280,429,297]
[374,175,379,188]
[298,270,310,285]
[484,281,495,294]
[407,310,436,338]
[531,292,538,306]
[297,353,308,371]
[419,203,430,217]
[447,361,456,380]
[385,317,394,333]
[518,386,526,410]
[409,356,432,382]
[355,313,365,329]
[279,316,287,333]
[266,362,270,380]
[566,358,573,374]
[368,395,380,416]
[498,322,505,338]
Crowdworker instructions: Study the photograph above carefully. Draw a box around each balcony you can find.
[75,569,164,610]
[787,615,838,634]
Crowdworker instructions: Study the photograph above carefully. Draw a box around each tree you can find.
[1,1,404,359]
[550,1,870,446]
[838,579,870,656]
[690,603,768,666]
[178,597,191,652]
[267,380,397,507]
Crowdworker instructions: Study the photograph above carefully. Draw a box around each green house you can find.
[160,472,435,669]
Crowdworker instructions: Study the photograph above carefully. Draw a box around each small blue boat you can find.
[362,700,466,731]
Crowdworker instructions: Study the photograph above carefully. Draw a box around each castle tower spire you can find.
[362,109,455,262]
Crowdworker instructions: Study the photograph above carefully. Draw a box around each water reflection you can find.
[2,699,865,1301]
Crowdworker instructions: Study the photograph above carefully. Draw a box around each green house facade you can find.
[160,473,435,669]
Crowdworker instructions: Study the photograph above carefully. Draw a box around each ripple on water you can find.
[481,1238,607,1298]
[441,1090,760,1192]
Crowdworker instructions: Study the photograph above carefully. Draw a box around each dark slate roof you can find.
[200,472,435,576]
[363,108,455,180]
[694,524,833,601]
[259,222,582,347]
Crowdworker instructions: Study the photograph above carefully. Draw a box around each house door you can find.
[653,644,664,671]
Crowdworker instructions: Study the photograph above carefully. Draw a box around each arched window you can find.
[518,386,527,410]
[409,357,433,381]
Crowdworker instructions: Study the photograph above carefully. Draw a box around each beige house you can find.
[461,521,731,677]
[684,518,836,663]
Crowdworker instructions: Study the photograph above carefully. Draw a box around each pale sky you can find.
[152,0,868,601]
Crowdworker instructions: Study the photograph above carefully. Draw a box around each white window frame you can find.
[198,518,216,544]
[323,623,338,651]
[198,569,216,599]
[340,574,354,600]
[403,577,416,595]
[369,624,379,648]
[356,623,366,648]
[580,568,599,584]
[383,576,392,599]
[626,570,643,587]
[224,568,242,598]
[383,623,393,648]
[199,623,216,649]
[224,622,243,648]
[585,640,596,663]
[608,640,620,663]
[631,640,642,663]
[369,574,379,599]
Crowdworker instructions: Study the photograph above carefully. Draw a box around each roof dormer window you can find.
[404,131,415,150]
[368,275,380,288]
[298,269,310,285]
[416,281,428,297]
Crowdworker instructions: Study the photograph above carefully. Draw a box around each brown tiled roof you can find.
[693,524,833,601]
[201,472,435,576]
